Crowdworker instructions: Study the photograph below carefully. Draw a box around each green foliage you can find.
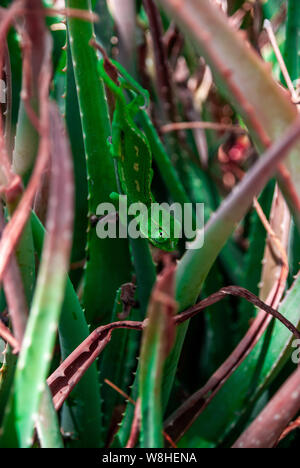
[0,0,300,449]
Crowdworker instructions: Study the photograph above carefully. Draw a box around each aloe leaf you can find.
[105,225,156,445]
[233,364,300,448]
[36,386,63,449]
[129,237,156,317]
[140,267,176,448]
[12,0,47,182]
[5,3,44,307]
[0,103,73,448]
[4,208,35,307]
[140,111,192,208]
[65,42,88,287]
[66,0,131,326]
[31,212,103,448]
[259,187,290,303]
[199,263,235,382]
[239,182,275,321]
[283,0,300,82]
[100,288,129,432]
[111,236,156,446]
[43,1,66,74]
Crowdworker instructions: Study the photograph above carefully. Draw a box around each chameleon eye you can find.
[139,96,148,110]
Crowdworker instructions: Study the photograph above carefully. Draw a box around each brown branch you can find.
[47,283,300,413]
[175,285,300,339]
[47,321,142,411]
[0,4,98,23]
[264,19,297,102]
[46,100,74,278]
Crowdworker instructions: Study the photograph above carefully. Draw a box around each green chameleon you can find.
[97,53,180,251]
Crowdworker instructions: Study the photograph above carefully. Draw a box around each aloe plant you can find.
[0,0,300,449]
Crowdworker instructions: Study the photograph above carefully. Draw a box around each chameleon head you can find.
[139,210,179,252]
[150,227,178,252]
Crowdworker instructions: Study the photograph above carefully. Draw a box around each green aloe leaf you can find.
[140,267,177,448]
[66,0,131,326]
[36,386,63,449]
[31,212,103,448]
[0,103,73,448]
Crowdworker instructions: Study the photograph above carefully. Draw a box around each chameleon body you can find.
[97,57,179,251]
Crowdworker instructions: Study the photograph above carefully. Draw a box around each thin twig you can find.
[264,19,299,105]
[1,5,98,23]
[263,19,300,212]
[161,121,246,134]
